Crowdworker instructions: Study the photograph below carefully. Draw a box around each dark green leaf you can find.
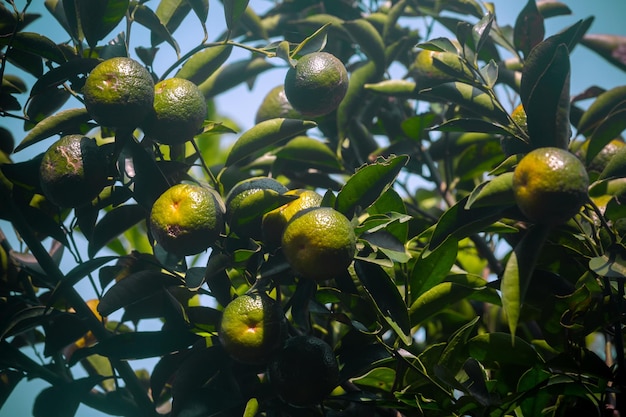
[223,0,250,32]
[409,278,483,325]
[410,237,458,299]
[0,370,24,409]
[33,376,105,417]
[417,37,459,53]
[274,136,342,173]
[176,44,233,85]
[599,144,626,180]
[225,118,316,166]
[0,32,68,64]
[337,60,380,140]
[133,3,180,55]
[198,57,274,99]
[537,1,572,18]
[465,172,516,209]
[468,332,542,366]
[98,270,182,316]
[501,224,550,336]
[75,0,129,49]
[42,312,89,356]
[343,19,386,70]
[187,0,209,25]
[70,330,200,363]
[420,82,509,125]
[355,260,410,345]
[150,0,190,47]
[438,317,480,373]
[433,117,514,136]
[472,12,494,55]
[521,43,571,149]
[335,155,408,218]
[428,196,507,250]
[25,88,71,127]
[514,0,545,57]
[87,205,147,258]
[16,108,92,152]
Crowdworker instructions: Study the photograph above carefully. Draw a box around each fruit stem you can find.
[191,138,219,189]
[5,197,157,416]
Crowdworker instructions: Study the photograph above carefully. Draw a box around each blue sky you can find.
[1,0,625,416]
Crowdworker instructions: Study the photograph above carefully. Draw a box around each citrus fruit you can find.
[511,103,528,133]
[262,189,323,247]
[281,207,356,281]
[149,183,225,256]
[255,85,303,124]
[410,49,455,87]
[576,138,625,174]
[219,292,286,364]
[39,134,110,208]
[284,52,349,118]
[513,147,589,225]
[225,176,289,239]
[142,77,208,145]
[83,57,155,128]
[267,335,339,406]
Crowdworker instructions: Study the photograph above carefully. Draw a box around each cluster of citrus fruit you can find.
[38,57,209,210]
[219,291,339,406]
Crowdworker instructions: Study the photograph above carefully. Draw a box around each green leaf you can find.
[416,37,459,53]
[354,260,411,345]
[33,376,105,417]
[30,58,99,96]
[364,79,418,96]
[223,0,250,32]
[274,136,342,172]
[48,256,118,307]
[514,0,545,57]
[428,196,506,250]
[409,237,458,299]
[290,23,331,58]
[24,88,71,128]
[150,0,190,47]
[74,0,129,49]
[420,82,509,125]
[198,57,274,99]
[176,45,233,85]
[87,205,147,258]
[0,32,68,65]
[438,317,480,373]
[335,155,408,218]
[537,1,572,18]
[133,3,180,55]
[472,12,495,55]
[187,0,209,26]
[15,108,92,152]
[409,280,479,325]
[501,224,550,337]
[589,251,626,279]
[69,330,200,364]
[343,19,386,70]
[336,60,380,140]
[466,172,516,209]
[98,270,182,316]
[433,117,514,136]
[468,333,542,366]
[581,34,626,72]
[225,118,316,166]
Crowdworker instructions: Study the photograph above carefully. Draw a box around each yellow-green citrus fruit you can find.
[268,335,339,406]
[262,189,323,247]
[410,50,455,87]
[282,207,356,281]
[83,57,155,128]
[39,135,109,208]
[255,85,303,124]
[577,138,625,174]
[149,183,225,256]
[225,177,289,239]
[219,292,286,364]
[142,78,208,145]
[513,147,589,225]
[511,103,528,133]
[284,52,349,118]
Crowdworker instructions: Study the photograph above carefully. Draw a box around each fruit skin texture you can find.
[225,177,289,239]
[255,85,302,124]
[262,189,323,247]
[219,292,286,364]
[39,134,109,208]
[149,183,225,256]
[83,57,155,128]
[513,147,589,225]
[268,335,339,406]
[284,52,349,118]
[142,77,208,145]
[281,207,356,281]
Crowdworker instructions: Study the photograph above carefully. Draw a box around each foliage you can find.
[1,0,626,416]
